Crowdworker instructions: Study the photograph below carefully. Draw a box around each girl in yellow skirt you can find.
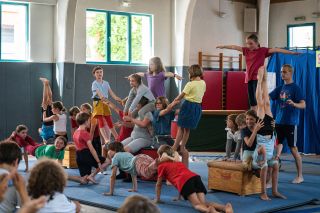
[91,66,122,145]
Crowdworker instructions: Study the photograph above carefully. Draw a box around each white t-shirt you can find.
[226,128,242,142]
[38,192,76,213]
[53,113,67,133]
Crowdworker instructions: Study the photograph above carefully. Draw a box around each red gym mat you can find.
[225,71,248,110]
[202,71,223,110]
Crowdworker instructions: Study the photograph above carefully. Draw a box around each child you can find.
[31,136,67,165]
[43,101,68,141]
[118,195,160,213]
[9,125,38,172]
[103,142,177,196]
[91,66,121,145]
[155,145,233,213]
[27,159,81,213]
[235,113,246,160]
[69,106,80,138]
[224,114,242,161]
[134,57,182,98]
[0,141,30,212]
[251,66,286,200]
[217,34,299,110]
[73,112,108,184]
[80,103,103,157]
[122,96,154,153]
[38,78,55,143]
[171,65,206,167]
[124,74,156,119]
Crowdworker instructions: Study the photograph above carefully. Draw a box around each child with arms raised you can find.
[135,57,182,98]
[171,65,206,167]
[217,34,298,110]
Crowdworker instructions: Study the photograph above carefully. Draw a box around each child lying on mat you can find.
[155,145,233,213]
[103,142,178,196]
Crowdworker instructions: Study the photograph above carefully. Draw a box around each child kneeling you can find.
[155,145,233,213]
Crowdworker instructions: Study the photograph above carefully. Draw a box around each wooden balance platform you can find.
[207,160,261,196]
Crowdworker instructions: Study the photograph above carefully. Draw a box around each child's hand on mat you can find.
[103,192,113,196]
[172,196,182,202]
[128,189,137,192]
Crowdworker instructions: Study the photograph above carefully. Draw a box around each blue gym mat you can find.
[19,159,320,213]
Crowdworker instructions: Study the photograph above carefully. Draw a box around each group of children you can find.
[0,33,306,212]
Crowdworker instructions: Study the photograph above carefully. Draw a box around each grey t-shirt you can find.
[0,168,21,212]
[111,152,137,175]
[131,112,153,140]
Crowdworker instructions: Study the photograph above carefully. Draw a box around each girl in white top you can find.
[43,101,68,141]
[28,159,80,213]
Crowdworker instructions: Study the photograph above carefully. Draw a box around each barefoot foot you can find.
[273,192,287,199]
[225,203,234,213]
[292,176,304,184]
[260,193,271,201]
[87,176,97,184]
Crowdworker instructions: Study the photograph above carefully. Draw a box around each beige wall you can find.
[189,0,255,67]
[73,0,172,65]
[269,0,320,48]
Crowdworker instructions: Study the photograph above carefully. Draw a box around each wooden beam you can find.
[270,0,304,3]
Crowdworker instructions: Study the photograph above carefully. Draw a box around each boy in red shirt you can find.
[69,106,80,139]
[72,112,108,184]
[217,34,298,111]
[155,145,233,213]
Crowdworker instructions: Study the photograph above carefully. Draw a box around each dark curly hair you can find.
[118,195,160,213]
[28,159,67,199]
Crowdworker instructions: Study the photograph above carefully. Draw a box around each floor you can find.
[78,152,320,213]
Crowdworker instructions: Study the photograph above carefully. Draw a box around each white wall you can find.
[189,0,255,67]
[269,0,320,48]
[73,0,172,65]
[29,3,54,62]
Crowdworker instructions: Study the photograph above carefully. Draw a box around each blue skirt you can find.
[177,100,202,129]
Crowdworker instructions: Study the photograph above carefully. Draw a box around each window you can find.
[0,2,28,61]
[86,10,152,64]
[287,23,315,49]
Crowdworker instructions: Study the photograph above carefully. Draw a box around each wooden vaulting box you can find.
[207,161,261,196]
[63,144,78,169]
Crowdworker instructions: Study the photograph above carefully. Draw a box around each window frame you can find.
[0,1,29,62]
[86,9,153,65]
[287,23,316,49]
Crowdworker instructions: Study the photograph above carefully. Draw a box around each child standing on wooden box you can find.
[171,65,206,167]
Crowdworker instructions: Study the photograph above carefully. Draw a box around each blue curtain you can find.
[267,51,320,154]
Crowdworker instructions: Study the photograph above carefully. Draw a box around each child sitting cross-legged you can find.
[27,159,81,213]
[155,145,233,213]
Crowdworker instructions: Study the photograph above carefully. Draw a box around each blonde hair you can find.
[148,57,166,74]
[157,145,174,158]
[235,113,246,127]
[282,64,293,73]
